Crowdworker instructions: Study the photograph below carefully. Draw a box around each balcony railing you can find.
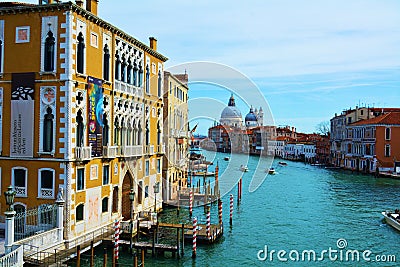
[39,188,54,199]
[0,245,24,267]
[156,144,165,154]
[15,186,26,197]
[103,146,119,158]
[121,145,143,157]
[75,146,92,161]
[115,80,144,99]
[145,145,154,155]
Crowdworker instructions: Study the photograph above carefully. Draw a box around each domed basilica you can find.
[219,94,263,128]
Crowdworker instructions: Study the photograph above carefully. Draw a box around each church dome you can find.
[245,107,258,122]
[221,106,242,119]
[220,94,243,127]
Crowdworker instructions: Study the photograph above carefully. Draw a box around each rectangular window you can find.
[13,168,27,197]
[76,204,84,221]
[77,168,84,191]
[145,185,149,198]
[385,128,391,140]
[103,165,110,185]
[145,160,149,176]
[16,26,30,43]
[39,169,54,199]
[157,159,161,173]
[102,197,108,213]
[90,32,98,48]
[385,145,390,157]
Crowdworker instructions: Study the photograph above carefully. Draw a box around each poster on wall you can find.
[87,76,104,157]
[0,88,3,154]
[10,73,35,157]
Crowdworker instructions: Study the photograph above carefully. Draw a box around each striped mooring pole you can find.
[230,194,233,225]
[206,206,211,239]
[192,217,197,258]
[189,189,193,217]
[114,220,120,262]
[218,199,223,226]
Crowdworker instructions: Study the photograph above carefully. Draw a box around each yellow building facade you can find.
[0,0,166,245]
[162,72,189,203]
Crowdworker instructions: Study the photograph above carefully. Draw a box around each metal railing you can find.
[115,80,144,99]
[14,204,57,242]
[0,245,24,267]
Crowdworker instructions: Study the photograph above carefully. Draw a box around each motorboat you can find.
[224,157,230,161]
[382,210,400,232]
[278,162,287,166]
[267,168,276,175]
[240,165,249,172]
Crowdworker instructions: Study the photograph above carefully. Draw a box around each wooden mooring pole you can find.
[90,241,94,267]
[176,228,180,259]
[76,245,81,267]
[181,223,185,256]
[103,247,107,267]
[141,249,145,267]
[230,194,233,226]
[133,252,138,267]
[192,217,197,258]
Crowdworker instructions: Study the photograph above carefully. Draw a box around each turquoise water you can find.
[79,151,400,266]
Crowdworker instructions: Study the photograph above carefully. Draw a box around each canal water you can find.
[78,151,400,266]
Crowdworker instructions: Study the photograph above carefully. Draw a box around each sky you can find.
[25,0,400,133]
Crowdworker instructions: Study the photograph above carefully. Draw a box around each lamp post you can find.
[129,188,135,253]
[4,185,16,254]
[153,182,160,221]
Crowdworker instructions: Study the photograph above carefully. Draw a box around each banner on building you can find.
[87,76,103,157]
[0,88,3,154]
[10,73,35,157]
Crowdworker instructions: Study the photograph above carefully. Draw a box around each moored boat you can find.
[382,210,400,232]
[278,162,287,166]
[224,157,230,161]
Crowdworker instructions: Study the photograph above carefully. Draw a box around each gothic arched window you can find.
[145,120,149,145]
[76,110,84,147]
[44,31,55,72]
[102,113,109,146]
[43,107,54,152]
[138,64,143,87]
[157,70,162,98]
[103,44,110,81]
[115,54,120,80]
[133,62,138,86]
[77,32,85,74]
[145,65,150,94]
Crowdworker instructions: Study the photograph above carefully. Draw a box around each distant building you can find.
[162,71,189,203]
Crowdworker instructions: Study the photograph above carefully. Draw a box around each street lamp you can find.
[4,185,16,211]
[129,188,135,253]
[4,185,16,254]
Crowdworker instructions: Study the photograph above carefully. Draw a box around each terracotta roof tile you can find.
[351,112,400,126]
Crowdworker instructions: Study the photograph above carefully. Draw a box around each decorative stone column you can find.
[4,210,16,254]
[56,188,65,242]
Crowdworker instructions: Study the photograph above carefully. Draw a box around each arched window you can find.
[102,113,109,146]
[157,122,161,145]
[103,44,110,81]
[145,65,150,94]
[145,120,149,145]
[121,118,126,147]
[127,59,132,84]
[112,187,118,213]
[133,61,138,86]
[132,119,137,145]
[114,117,120,146]
[44,30,55,72]
[38,169,54,199]
[121,56,126,83]
[43,107,54,152]
[77,32,85,74]
[138,64,143,87]
[76,204,84,222]
[157,70,162,97]
[137,121,142,145]
[115,54,120,80]
[76,110,84,147]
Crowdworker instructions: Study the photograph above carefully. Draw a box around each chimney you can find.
[76,0,84,7]
[149,37,157,51]
[86,0,99,16]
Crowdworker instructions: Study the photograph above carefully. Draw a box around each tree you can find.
[316,121,330,136]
